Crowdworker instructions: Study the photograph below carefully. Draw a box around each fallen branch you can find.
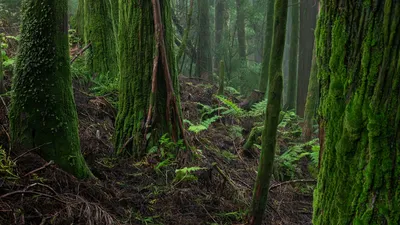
[0,190,66,203]
[269,179,316,191]
[14,142,52,161]
[23,160,54,177]
[70,42,91,64]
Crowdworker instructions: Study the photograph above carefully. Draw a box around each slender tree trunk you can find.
[258,0,275,93]
[248,0,288,224]
[84,0,117,78]
[302,42,318,141]
[75,0,85,39]
[214,0,226,72]
[218,60,225,95]
[313,1,400,224]
[115,0,185,158]
[0,34,4,94]
[296,0,318,117]
[236,0,247,62]
[177,0,194,63]
[195,0,212,80]
[10,0,92,179]
[286,0,299,110]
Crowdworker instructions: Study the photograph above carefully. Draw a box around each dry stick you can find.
[14,142,52,161]
[268,179,316,191]
[151,0,189,148]
[70,42,92,64]
[23,160,54,177]
[0,191,66,203]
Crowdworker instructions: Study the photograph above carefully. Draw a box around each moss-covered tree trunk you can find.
[75,0,85,39]
[258,0,275,93]
[214,0,226,72]
[302,43,318,141]
[10,0,92,179]
[248,0,288,224]
[0,33,4,94]
[313,1,400,224]
[286,0,299,110]
[115,0,185,158]
[218,60,225,95]
[236,0,247,62]
[296,0,318,117]
[195,0,212,80]
[84,0,117,78]
[176,0,194,63]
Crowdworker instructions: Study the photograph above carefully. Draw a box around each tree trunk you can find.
[296,0,318,117]
[257,0,275,93]
[302,43,318,141]
[248,0,288,224]
[214,0,226,72]
[177,0,194,63]
[195,0,212,80]
[115,0,185,158]
[75,0,85,39]
[0,34,4,94]
[10,0,92,179]
[286,0,299,110]
[84,0,117,78]
[218,60,225,95]
[236,0,247,62]
[313,1,400,224]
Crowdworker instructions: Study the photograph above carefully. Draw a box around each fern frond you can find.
[215,95,244,116]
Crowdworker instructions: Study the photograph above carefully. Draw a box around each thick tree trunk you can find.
[296,0,318,117]
[248,0,288,224]
[313,1,400,224]
[236,0,247,62]
[302,43,318,141]
[115,0,185,158]
[214,0,226,72]
[258,0,275,93]
[10,0,92,179]
[195,0,212,80]
[84,0,117,78]
[286,0,299,110]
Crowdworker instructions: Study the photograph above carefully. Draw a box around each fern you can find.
[185,115,220,134]
[246,98,268,117]
[0,147,18,180]
[215,95,244,116]
[174,166,205,182]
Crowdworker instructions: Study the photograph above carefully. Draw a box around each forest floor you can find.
[0,73,317,225]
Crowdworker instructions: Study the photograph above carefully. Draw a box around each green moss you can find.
[313,1,400,224]
[286,0,299,110]
[10,0,92,179]
[115,0,183,158]
[84,0,118,78]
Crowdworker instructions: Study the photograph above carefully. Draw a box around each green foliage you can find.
[174,166,205,183]
[0,147,18,180]
[215,95,244,117]
[184,115,220,134]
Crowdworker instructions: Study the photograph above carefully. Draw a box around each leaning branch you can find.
[70,42,92,64]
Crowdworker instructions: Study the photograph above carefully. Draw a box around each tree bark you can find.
[84,0,118,78]
[0,34,4,94]
[286,0,299,110]
[214,0,226,72]
[10,0,92,179]
[296,0,318,117]
[258,0,275,93]
[195,0,212,80]
[236,0,247,62]
[115,0,185,158]
[248,0,288,224]
[313,1,400,224]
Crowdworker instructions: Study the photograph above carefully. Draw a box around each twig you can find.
[14,142,52,161]
[0,191,66,203]
[24,183,58,195]
[0,96,8,114]
[269,179,316,191]
[23,160,54,177]
[70,42,92,64]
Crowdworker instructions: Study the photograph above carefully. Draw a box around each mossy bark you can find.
[0,33,4,94]
[248,0,288,224]
[243,126,263,150]
[75,0,84,39]
[302,43,318,141]
[195,0,212,80]
[214,0,226,72]
[236,0,247,62]
[296,0,318,117]
[10,0,92,179]
[84,0,117,78]
[218,60,225,95]
[286,0,299,110]
[115,0,183,158]
[176,0,194,63]
[258,0,275,93]
[313,1,400,224]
